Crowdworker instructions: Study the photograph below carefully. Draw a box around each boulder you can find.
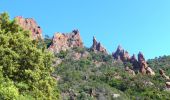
[166,82,170,88]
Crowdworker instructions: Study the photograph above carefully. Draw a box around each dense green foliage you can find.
[1,12,170,100]
[55,49,128,100]
[54,48,170,100]
[148,55,170,74]
[0,13,59,100]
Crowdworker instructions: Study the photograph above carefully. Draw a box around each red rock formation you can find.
[138,52,148,74]
[48,30,83,53]
[15,16,43,39]
[138,52,155,75]
[112,45,130,62]
[130,54,139,70]
[91,37,107,53]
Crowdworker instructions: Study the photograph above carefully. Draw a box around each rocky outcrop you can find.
[112,45,130,62]
[138,52,155,75]
[159,69,170,80]
[48,30,83,53]
[15,16,43,39]
[72,51,89,60]
[130,54,139,70]
[146,67,155,76]
[125,67,135,76]
[91,37,107,53]
[112,46,155,75]
[138,52,148,74]
[166,82,170,88]
[165,82,170,91]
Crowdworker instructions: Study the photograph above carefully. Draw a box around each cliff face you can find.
[91,37,107,53]
[48,30,83,53]
[15,16,43,40]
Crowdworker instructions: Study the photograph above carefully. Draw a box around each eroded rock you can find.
[91,37,107,53]
[112,45,130,62]
[159,69,170,80]
[48,30,83,53]
[15,16,43,39]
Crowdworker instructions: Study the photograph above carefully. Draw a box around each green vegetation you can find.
[0,13,59,100]
[1,12,170,100]
[54,49,170,100]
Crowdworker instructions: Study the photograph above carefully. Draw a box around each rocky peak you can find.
[138,52,146,63]
[137,52,155,75]
[91,36,107,53]
[15,16,43,40]
[130,54,139,70]
[117,45,124,51]
[131,54,137,61]
[48,30,83,53]
[112,45,130,62]
[138,52,148,74]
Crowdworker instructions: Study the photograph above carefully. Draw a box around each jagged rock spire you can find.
[112,45,130,62]
[91,36,107,53]
[130,54,139,70]
[138,52,155,75]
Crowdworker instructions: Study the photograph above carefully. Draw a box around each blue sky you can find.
[1,0,170,59]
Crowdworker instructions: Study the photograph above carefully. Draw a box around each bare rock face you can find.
[15,16,43,39]
[165,82,170,91]
[138,52,148,74]
[112,45,130,62]
[48,30,83,53]
[159,69,170,80]
[130,54,139,70]
[166,82,170,87]
[72,51,89,60]
[146,67,155,76]
[91,37,107,53]
[138,52,155,75]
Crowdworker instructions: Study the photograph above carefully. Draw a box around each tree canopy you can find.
[0,12,59,100]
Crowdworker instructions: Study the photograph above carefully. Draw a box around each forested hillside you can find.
[53,47,170,100]
[1,12,170,100]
